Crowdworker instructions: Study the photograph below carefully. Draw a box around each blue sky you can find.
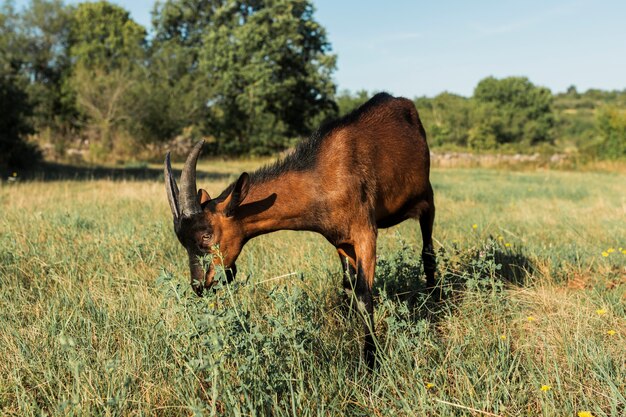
[14,0,626,97]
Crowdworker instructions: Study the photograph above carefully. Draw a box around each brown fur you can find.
[171,93,436,368]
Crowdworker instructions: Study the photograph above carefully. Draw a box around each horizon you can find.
[12,0,626,98]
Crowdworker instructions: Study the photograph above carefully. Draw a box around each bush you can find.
[0,74,40,170]
[591,106,626,160]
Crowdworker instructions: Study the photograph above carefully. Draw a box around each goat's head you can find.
[164,140,250,296]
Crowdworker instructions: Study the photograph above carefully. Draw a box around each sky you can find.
[14,0,626,98]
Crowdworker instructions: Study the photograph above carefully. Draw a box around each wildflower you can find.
[623,249,626,255]
[497,235,504,241]
[425,382,435,389]
[577,411,593,417]
[601,251,609,257]
[500,334,507,340]
[472,224,478,230]
[607,330,616,336]
[596,309,607,315]
[527,316,536,322]
[505,243,512,248]
[540,385,551,391]
[607,248,615,253]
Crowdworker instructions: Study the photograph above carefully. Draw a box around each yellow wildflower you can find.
[607,248,615,253]
[497,235,504,241]
[505,242,512,248]
[577,412,593,417]
[607,330,616,336]
[622,249,626,255]
[596,309,607,315]
[527,316,536,322]
[540,385,551,391]
[500,334,507,340]
[472,224,478,230]
[601,251,609,257]
[425,382,435,389]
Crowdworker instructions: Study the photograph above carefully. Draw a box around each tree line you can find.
[1,0,336,167]
[2,0,625,170]
[338,82,626,160]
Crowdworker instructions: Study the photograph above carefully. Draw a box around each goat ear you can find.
[225,172,250,216]
[198,189,211,209]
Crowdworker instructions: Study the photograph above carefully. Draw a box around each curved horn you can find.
[179,140,205,216]
[164,152,180,220]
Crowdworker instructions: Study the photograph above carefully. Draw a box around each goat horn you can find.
[178,140,205,217]
[164,152,180,220]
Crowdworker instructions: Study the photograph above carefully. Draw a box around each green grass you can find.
[1,163,624,416]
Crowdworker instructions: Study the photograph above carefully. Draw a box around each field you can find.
[1,161,624,416]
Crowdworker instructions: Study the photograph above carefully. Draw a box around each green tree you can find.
[336,89,369,116]
[152,0,337,155]
[592,106,626,159]
[415,92,472,148]
[68,1,146,71]
[472,76,555,149]
[0,73,39,170]
[1,2,40,170]
[66,1,148,161]
[17,0,76,157]
[136,0,216,146]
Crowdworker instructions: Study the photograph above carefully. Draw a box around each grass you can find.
[0,161,624,416]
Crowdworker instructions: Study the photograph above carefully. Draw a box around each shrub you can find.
[0,74,40,170]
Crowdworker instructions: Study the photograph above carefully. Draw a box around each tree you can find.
[204,0,336,153]
[472,76,555,148]
[0,2,40,170]
[18,0,74,130]
[68,1,146,71]
[336,89,369,116]
[593,106,626,159]
[415,92,472,148]
[138,0,217,146]
[152,0,337,155]
[66,1,148,160]
[0,73,40,170]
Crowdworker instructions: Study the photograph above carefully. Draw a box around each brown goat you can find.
[165,93,436,367]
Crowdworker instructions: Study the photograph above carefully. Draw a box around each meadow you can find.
[0,160,624,416]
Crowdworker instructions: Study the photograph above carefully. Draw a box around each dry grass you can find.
[0,163,624,416]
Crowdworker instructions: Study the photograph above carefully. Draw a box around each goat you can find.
[164,93,436,367]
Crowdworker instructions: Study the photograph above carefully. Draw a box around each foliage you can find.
[149,0,338,155]
[338,77,557,152]
[66,1,148,161]
[591,106,626,160]
[68,1,146,71]
[157,266,325,413]
[471,76,555,148]
[3,1,626,162]
[415,92,472,148]
[70,66,141,161]
[199,0,337,154]
[0,3,40,170]
[0,73,40,169]
[336,88,369,116]
[18,0,74,132]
